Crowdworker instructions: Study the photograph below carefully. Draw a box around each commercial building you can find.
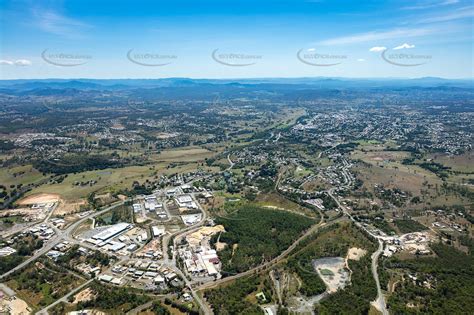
[152,226,165,237]
[176,194,197,209]
[106,241,126,252]
[133,204,142,213]
[92,223,131,241]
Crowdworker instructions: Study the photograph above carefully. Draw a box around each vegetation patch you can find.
[394,219,427,234]
[96,204,133,226]
[0,234,43,274]
[204,275,272,315]
[33,153,127,175]
[5,258,84,310]
[213,205,314,274]
[75,281,150,314]
[286,222,376,297]
[386,241,474,314]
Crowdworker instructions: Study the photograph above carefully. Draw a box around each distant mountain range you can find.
[0,77,472,92]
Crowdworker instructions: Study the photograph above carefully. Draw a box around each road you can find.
[197,216,325,291]
[226,154,234,171]
[2,156,386,315]
[36,279,94,315]
[0,201,126,280]
[371,239,389,315]
[126,301,154,315]
[170,193,212,315]
[326,163,389,315]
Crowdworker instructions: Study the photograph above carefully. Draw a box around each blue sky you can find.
[0,0,472,79]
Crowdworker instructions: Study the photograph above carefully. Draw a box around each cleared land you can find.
[17,193,60,205]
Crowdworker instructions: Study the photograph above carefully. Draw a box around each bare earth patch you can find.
[73,287,95,304]
[347,247,367,261]
[313,257,350,293]
[215,241,227,251]
[17,193,60,205]
[54,199,87,216]
[0,296,31,315]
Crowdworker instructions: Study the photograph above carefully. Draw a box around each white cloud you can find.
[357,58,366,62]
[419,6,474,23]
[403,0,459,10]
[307,48,316,52]
[31,8,91,37]
[369,46,387,52]
[14,59,32,66]
[393,43,416,50]
[319,28,434,46]
[0,59,32,66]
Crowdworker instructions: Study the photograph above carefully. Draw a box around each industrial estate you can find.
[0,2,473,313]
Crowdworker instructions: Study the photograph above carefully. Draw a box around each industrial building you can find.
[176,195,197,209]
[152,226,165,237]
[92,223,131,241]
[144,196,162,211]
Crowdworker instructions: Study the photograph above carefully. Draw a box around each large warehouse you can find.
[92,223,132,241]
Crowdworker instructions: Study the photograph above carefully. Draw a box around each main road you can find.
[371,239,389,315]
[197,214,325,292]
[0,200,126,280]
[326,162,389,315]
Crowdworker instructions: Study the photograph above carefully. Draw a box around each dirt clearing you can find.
[17,193,60,205]
[73,287,95,304]
[347,247,367,261]
[0,296,31,315]
[54,199,87,216]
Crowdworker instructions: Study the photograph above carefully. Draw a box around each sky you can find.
[0,0,473,79]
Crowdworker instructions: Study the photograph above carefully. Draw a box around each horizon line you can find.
[1,76,473,81]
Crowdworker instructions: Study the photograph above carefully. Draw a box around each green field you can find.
[393,219,428,234]
[3,145,218,202]
[0,164,46,187]
[96,204,133,226]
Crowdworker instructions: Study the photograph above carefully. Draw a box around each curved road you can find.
[327,168,389,315]
[36,279,94,315]
[371,239,389,315]
[3,157,388,315]
[197,217,325,292]
[0,201,126,280]
[226,154,234,171]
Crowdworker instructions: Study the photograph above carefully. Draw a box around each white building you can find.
[152,226,165,237]
[92,223,131,241]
